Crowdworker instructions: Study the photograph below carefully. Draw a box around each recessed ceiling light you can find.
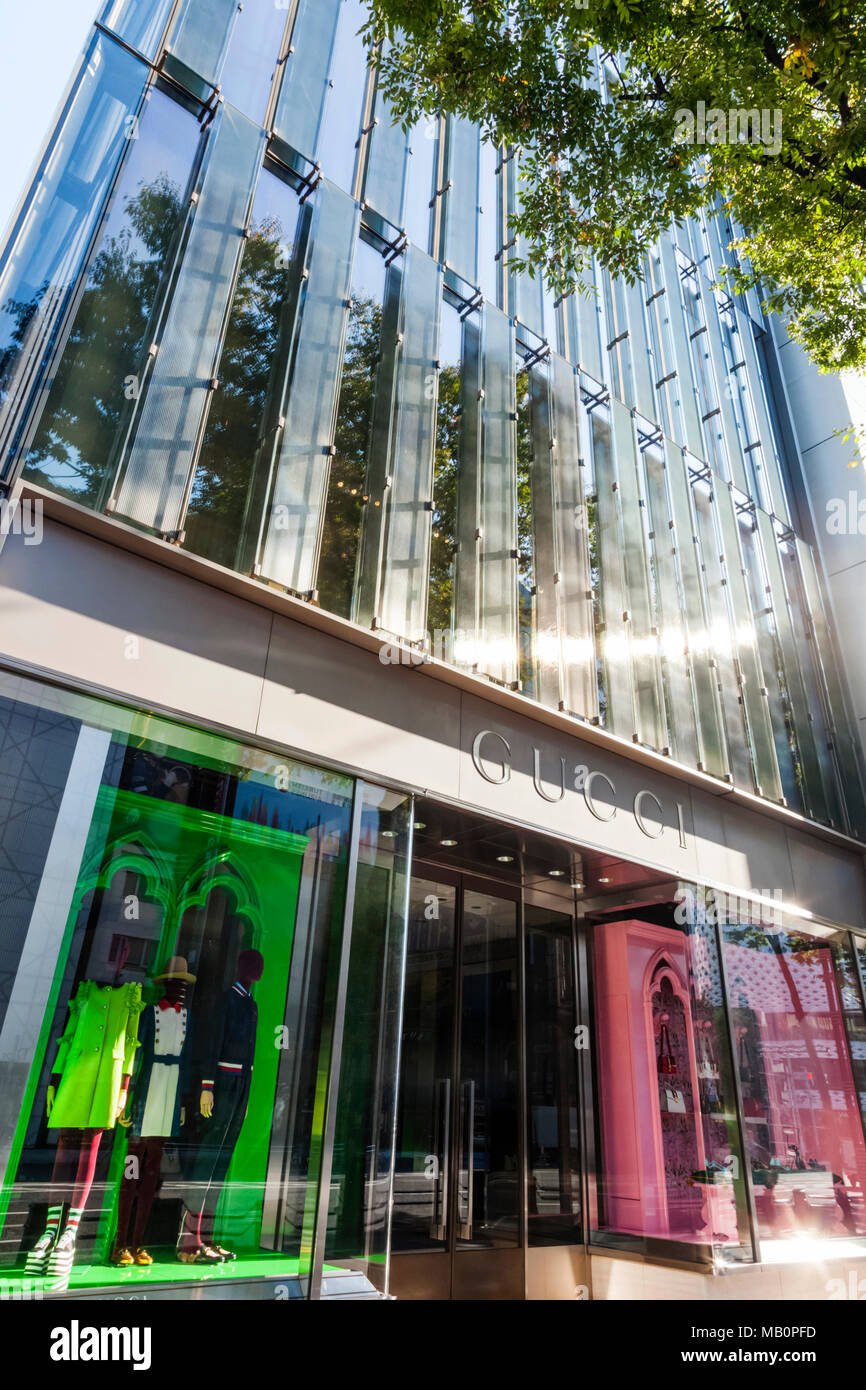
[599,876,611,884]
[574,882,585,892]
[413,821,426,830]
[548,869,565,877]
[381,829,396,838]
[440,838,458,847]
[496,854,514,863]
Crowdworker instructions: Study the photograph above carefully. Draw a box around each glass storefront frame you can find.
[1,661,866,1294]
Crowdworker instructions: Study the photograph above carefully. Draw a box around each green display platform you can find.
[2,1253,332,1292]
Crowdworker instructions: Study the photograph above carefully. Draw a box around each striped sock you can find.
[64,1207,84,1236]
[44,1205,63,1240]
[24,1204,65,1273]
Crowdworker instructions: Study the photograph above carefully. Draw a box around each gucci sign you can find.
[471,729,687,849]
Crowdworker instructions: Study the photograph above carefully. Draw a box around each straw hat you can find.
[153,955,197,983]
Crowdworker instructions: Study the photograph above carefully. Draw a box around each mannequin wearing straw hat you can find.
[111,956,196,1267]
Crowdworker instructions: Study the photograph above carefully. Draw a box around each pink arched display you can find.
[593,919,738,1244]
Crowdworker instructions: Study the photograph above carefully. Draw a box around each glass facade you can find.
[2,0,866,1299]
[1,3,864,842]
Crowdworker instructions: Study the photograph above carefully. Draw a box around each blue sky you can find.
[0,0,100,239]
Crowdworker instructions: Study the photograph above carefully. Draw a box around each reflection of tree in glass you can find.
[317,293,382,619]
[427,361,460,638]
[185,214,296,569]
[516,365,536,696]
[23,175,184,508]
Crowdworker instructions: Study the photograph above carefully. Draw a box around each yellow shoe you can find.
[134,1248,153,1266]
[111,1247,134,1267]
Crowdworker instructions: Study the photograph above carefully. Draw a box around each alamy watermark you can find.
[0,497,42,546]
[826,491,866,536]
[674,884,785,930]
[674,101,782,157]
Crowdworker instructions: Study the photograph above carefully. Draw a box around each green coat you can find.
[48,981,142,1130]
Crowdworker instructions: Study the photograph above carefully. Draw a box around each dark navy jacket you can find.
[200,983,257,1090]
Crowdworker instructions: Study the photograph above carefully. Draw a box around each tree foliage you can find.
[365,0,866,374]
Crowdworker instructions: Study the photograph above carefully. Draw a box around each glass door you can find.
[390,870,523,1299]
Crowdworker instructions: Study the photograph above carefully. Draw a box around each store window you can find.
[0,674,372,1296]
[324,785,412,1285]
[525,904,581,1246]
[723,918,866,1254]
[591,897,752,1260]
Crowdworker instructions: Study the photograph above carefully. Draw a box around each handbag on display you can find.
[657,1021,677,1076]
[664,1087,687,1114]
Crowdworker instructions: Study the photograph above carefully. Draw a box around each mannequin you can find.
[177,949,263,1264]
[25,979,142,1285]
[112,957,196,1267]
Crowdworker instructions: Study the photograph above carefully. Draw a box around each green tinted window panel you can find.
[100,0,174,59]
[641,447,700,769]
[218,0,290,125]
[315,236,387,620]
[658,235,704,458]
[478,305,518,685]
[700,282,749,494]
[610,399,666,751]
[22,90,199,510]
[166,0,241,93]
[623,276,656,422]
[602,272,633,408]
[442,117,480,288]
[714,482,783,802]
[453,312,482,646]
[727,213,765,324]
[778,539,846,828]
[272,0,342,163]
[692,482,754,788]
[527,360,560,707]
[737,315,790,523]
[705,208,736,279]
[257,180,360,594]
[427,300,462,639]
[737,518,803,812]
[184,168,306,573]
[363,77,410,231]
[665,443,728,779]
[115,105,265,537]
[644,251,679,441]
[377,247,442,642]
[796,538,866,838]
[315,0,369,196]
[0,35,150,475]
[551,354,596,719]
[590,407,635,737]
[404,119,437,255]
[353,256,403,629]
[477,139,500,306]
[512,260,544,339]
[755,511,828,822]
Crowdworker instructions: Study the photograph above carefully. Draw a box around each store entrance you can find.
[389,866,524,1300]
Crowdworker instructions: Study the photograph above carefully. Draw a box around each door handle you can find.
[431,1077,450,1241]
[458,1079,475,1240]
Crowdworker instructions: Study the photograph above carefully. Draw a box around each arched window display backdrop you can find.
[592,916,746,1255]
